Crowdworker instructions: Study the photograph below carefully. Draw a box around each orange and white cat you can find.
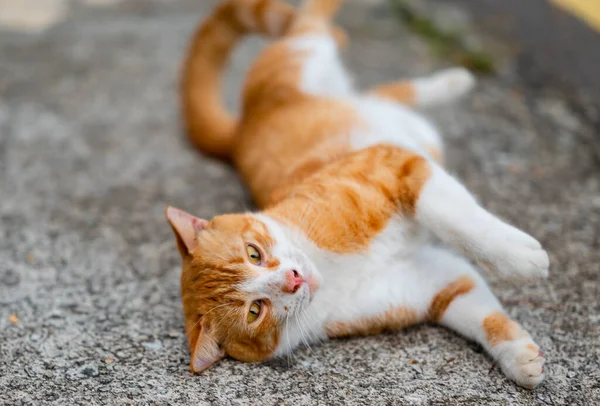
[166,0,550,388]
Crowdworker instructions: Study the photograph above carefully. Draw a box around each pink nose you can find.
[282,270,304,294]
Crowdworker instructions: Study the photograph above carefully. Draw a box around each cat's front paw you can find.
[477,219,549,279]
[496,339,546,389]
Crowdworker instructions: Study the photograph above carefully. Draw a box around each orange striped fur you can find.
[326,307,419,338]
[266,145,430,253]
[483,311,528,347]
[181,0,296,159]
[428,275,475,322]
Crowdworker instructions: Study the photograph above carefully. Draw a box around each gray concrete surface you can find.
[1,0,599,404]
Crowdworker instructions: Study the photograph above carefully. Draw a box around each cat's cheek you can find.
[308,273,320,293]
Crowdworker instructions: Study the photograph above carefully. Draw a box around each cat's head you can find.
[165,206,320,373]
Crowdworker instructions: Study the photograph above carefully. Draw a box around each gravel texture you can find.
[1,0,599,404]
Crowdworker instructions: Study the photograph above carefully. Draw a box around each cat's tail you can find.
[302,0,343,19]
[181,0,295,160]
[285,0,347,46]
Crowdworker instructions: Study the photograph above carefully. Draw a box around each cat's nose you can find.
[282,270,304,294]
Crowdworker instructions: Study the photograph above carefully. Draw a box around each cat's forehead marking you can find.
[253,214,291,252]
[241,215,277,249]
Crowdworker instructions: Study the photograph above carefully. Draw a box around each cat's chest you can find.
[312,216,423,280]
[301,217,426,327]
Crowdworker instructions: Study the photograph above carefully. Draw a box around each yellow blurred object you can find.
[552,0,600,31]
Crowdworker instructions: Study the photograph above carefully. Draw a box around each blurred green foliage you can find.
[389,0,496,74]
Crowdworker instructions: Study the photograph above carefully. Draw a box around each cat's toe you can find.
[508,245,549,279]
[497,339,546,389]
[482,222,549,279]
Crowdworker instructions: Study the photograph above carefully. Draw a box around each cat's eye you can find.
[247,300,262,323]
[246,244,262,265]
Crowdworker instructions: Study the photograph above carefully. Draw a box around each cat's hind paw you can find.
[432,67,476,99]
[416,67,476,106]
[496,339,546,389]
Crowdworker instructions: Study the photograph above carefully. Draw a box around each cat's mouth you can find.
[296,258,321,296]
[290,269,317,308]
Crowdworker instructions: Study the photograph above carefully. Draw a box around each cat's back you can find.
[233,96,360,207]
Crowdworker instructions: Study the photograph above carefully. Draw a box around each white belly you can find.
[350,96,443,159]
[308,216,427,323]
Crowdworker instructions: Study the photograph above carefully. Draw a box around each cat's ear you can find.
[165,206,208,256]
[190,321,225,373]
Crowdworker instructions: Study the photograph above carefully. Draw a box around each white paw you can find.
[496,339,546,389]
[433,67,476,98]
[475,215,549,279]
[415,67,476,106]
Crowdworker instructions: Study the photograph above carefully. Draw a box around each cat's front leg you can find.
[415,164,549,279]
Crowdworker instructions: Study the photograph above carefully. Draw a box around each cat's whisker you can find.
[303,216,318,241]
[191,302,235,333]
[294,294,307,318]
[210,253,228,261]
[298,200,313,226]
[302,318,314,348]
[300,301,322,344]
[307,314,324,345]
[284,313,295,367]
[300,308,321,345]
[295,310,314,354]
[299,199,314,221]
[302,320,316,353]
[203,245,230,261]
[293,294,319,353]
[302,204,322,242]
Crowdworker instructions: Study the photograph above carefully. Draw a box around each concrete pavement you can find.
[1,0,598,404]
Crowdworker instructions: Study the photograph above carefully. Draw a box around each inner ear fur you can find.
[165,206,208,257]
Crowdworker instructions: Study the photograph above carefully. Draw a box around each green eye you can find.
[246,244,262,264]
[248,300,262,323]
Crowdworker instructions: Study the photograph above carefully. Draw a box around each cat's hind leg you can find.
[417,246,546,388]
[352,68,475,165]
[369,67,476,108]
